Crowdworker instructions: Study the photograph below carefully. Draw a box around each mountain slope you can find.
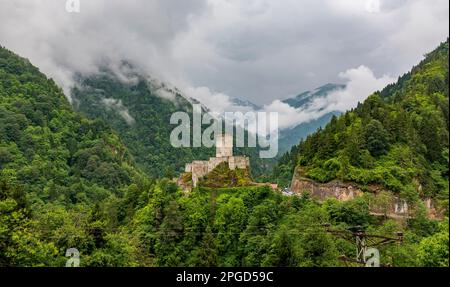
[231,97,262,110]
[0,45,153,266]
[273,40,449,207]
[278,83,345,153]
[279,112,341,154]
[71,65,215,178]
[0,48,142,203]
[282,83,345,108]
[71,66,271,178]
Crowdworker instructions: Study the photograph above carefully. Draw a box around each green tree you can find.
[365,119,389,157]
[417,220,449,267]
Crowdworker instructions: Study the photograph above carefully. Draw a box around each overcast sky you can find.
[0,0,448,128]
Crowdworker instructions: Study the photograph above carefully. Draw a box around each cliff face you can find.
[290,168,442,220]
[291,177,363,201]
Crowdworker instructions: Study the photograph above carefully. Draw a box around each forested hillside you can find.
[71,67,214,178]
[71,68,271,178]
[273,40,449,209]
[0,46,147,266]
[1,42,448,267]
[278,84,345,153]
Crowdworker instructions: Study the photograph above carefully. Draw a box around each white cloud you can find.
[315,65,394,113]
[184,64,394,131]
[328,0,381,14]
[0,0,447,108]
[365,0,381,13]
[171,0,447,104]
[101,98,136,125]
[183,86,255,114]
[261,65,395,129]
[0,0,206,101]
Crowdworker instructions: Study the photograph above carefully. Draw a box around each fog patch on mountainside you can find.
[262,65,395,130]
[101,97,136,125]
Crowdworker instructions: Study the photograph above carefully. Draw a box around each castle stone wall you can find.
[184,134,250,187]
[208,157,227,171]
[191,161,210,187]
[229,156,250,170]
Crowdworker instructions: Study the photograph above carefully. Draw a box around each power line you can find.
[323,223,403,267]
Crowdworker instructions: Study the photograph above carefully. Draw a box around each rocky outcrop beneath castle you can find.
[185,156,250,187]
[184,133,250,187]
[290,170,443,220]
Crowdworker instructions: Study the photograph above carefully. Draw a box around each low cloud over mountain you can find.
[0,0,447,128]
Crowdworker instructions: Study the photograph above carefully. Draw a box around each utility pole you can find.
[323,224,403,267]
[355,230,366,264]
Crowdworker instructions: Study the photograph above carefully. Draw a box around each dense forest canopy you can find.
[0,40,449,267]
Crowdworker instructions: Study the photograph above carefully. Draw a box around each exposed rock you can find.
[290,167,443,220]
[290,176,362,201]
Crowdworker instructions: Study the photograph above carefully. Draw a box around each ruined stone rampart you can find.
[184,134,250,187]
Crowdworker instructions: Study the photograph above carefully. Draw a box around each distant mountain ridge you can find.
[282,83,345,108]
[224,84,347,154]
[230,97,262,110]
[278,83,346,153]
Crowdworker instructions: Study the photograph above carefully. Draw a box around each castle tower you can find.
[183,133,249,188]
[216,133,233,158]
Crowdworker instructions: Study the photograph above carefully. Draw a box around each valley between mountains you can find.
[0,40,448,267]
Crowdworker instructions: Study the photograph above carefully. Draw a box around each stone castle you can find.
[185,134,250,187]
